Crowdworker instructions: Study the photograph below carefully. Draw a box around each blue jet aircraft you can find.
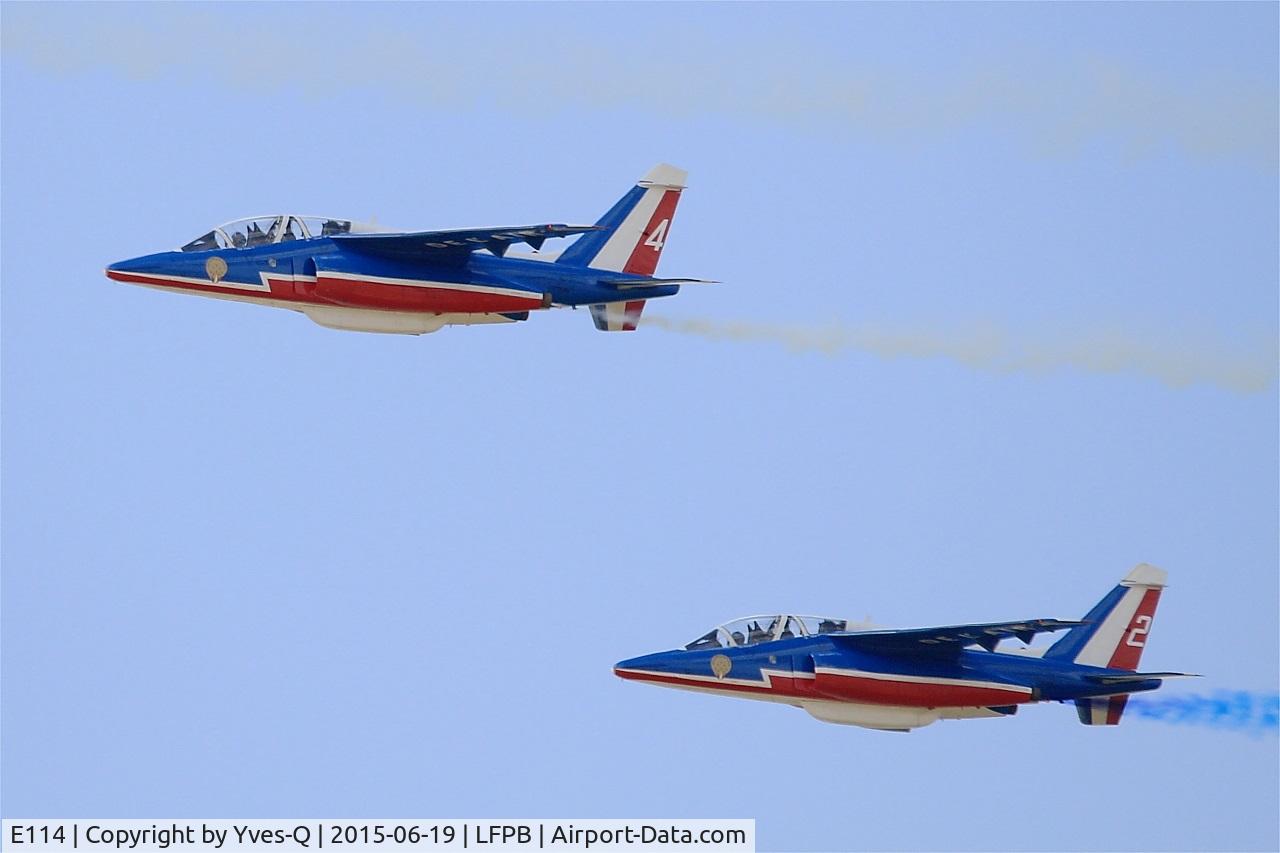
[616,565,1195,731]
[106,164,707,334]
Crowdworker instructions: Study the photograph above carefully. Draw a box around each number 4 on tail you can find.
[1125,614,1152,647]
[643,219,670,251]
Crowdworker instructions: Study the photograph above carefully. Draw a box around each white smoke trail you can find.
[2,5,1276,171]
[1127,690,1279,735]
[641,315,1278,394]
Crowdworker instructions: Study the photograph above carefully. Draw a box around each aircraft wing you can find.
[830,619,1086,658]
[332,224,602,263]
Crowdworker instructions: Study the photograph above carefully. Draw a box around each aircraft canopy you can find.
[179,215,380,252]
[685,615,857,651]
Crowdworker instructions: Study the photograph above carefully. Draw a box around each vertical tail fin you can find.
[556,163,686,274]
[1046,564,1167,726]
[1047,564,1166,669]
[558,164,685,333]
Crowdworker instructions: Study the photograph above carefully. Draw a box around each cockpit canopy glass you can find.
[684,614,853,650]
[179,216,356,252]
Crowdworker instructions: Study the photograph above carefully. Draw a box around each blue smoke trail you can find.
[1126,691,1278,735]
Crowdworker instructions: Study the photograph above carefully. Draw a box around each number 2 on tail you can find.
[1125,614,1152,647]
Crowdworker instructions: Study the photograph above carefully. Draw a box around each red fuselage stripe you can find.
[106,270,544,314]
[813,671,1031,707]
[615,668,1032,708]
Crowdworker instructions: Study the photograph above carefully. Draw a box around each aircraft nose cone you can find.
[105,256,144,280]
[614,651,673,677]
[105,250,178,282]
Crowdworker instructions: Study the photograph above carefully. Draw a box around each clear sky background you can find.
[2,3,1277,851]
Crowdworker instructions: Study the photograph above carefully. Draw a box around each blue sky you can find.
[2,3,1276,850]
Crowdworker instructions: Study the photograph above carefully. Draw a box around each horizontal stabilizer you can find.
[831,619,1086,659]
[1085,671,1200,685]
[606,277,720,290]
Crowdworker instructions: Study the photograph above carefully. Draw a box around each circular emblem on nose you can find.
[710,654,732,680]
[205,256,228,284]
